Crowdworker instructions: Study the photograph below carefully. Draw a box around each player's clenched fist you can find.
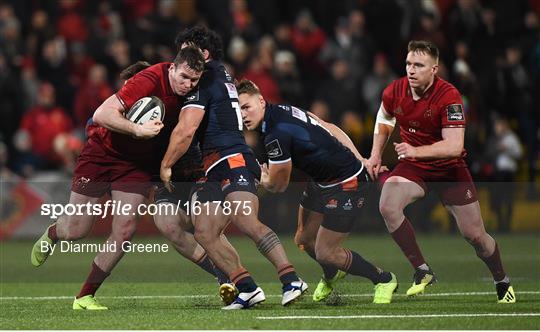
[133,120,163,139]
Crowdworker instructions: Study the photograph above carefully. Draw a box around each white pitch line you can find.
[1,290,539,301]
[257,313,540,320]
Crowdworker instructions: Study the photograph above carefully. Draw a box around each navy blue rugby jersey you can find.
[261,103,363,185]
[182,60,251,173]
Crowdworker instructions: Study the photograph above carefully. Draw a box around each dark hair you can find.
[408,40,439,61]
[119,61,151,80]
[236,79,261,96]
[175,25,224,61]
[173,45,205,72]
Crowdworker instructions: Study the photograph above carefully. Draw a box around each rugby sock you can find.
[77,262,110,298]
[343,249,392,284]
[390,218,426,268]
[277,264,300,285]
[195,254,217,277]
[479,244,507,282]
[48,224,58,243]
[306,249,339,280]
[230,267,257,293]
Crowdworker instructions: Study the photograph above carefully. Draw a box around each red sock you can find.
[390,218,426,268]
[48,224,58,243]
[77,262,110,298]
[479,244,506,282]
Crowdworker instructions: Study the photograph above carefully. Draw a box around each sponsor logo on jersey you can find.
[343,198,353,211]
[291,106,307,122]
[278,105,291,111]
[447,104,464,121]
[325,199,338,209]
[265,139,283,159]
[409,120,420,128]
[237,175,249,186]
[224,83,238,98]
[186,90,200,102]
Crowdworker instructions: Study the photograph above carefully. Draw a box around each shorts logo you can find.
[265,139,283,159]
[357,197,365,208]
[75,177,90,189]
[237,175,249,186]
[221,179,231,191]
[343,199,353,211]
[465,189,473,200]
[325,199,338,209]
[447,104,464,121]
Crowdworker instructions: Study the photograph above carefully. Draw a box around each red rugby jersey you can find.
[382,76,467,169]
[86,62,182,162]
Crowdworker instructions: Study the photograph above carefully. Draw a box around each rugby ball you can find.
[126,96,165,124]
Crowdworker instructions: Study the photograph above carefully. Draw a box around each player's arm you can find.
[394,127,464,160]
[160,107,205,187]
[307,112,366,163]
[365,103,395,179]
[93,95,163,139]
[261,160,292,193]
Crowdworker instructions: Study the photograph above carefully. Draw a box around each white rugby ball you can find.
[126,96,165,124]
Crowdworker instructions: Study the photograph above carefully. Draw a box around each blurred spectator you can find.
[486,117,523,232]
[36,37,73,108]
[151,0,184,47]
[273,50,305,106]
[243,36,281,103]
[56,0,88,43]
[320,13,374,81]
[448,0,481,45]
[228,35,250,75]
[15,83,73,168]
[20,59,40,111]
[25,10,55,62]
[0,4,23,66]
[73,64,113,128]
[68,42,96,87]
[273,23,295,53]
[503,45,536,183]
[316,58,362,122]
[362,53,397,114]
[0,52,24,154]
[412,12,448,57]
[230,0,260,43]
[290,9,327,79]
[102,39,131,84]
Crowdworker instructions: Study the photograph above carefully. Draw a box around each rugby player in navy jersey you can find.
[237,79,398,304]
[160,26,307,309]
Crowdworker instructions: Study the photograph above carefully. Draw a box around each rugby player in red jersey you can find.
[30,47,213,310]
[365,40,515,303]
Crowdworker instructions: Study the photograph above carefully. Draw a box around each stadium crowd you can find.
[0,0,538,197]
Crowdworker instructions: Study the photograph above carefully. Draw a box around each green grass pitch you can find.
[1,234,539,329]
